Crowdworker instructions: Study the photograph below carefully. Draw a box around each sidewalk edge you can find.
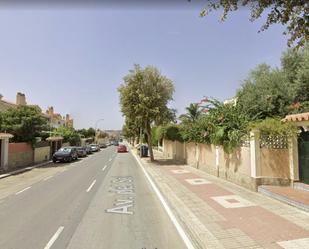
[0,161,52,180]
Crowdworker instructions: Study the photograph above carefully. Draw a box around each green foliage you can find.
[77,128,96,138]
[198,98,249,152]
[97,131,108,139]
[237,64,292,120]
[199,1,308,48]
[179,103,202,124]
[249,118,298,137]
[161,98,249,153]
[237,45,309,119]
[54,126,80,146]
[118,64,175,160]
[151,126,159,146]
[157,124,183,142]
[122,117,140,141]
[0,105,48,144]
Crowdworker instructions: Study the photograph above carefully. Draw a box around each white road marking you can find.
[44,226,64,249]
[131,150,195,249]
[102,165,107,171]
[43,176,53,181]
[109,158,112,162]
[86,180,96,192]
[15,186,31,195]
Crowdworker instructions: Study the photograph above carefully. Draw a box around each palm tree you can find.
[179,103,202,123]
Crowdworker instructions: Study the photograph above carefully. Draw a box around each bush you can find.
[249,118,298,137]
[157,124,183,142]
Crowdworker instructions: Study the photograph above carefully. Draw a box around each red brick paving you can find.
[162,167,309,248]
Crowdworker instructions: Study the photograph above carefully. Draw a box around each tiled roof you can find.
[284,112,309,122]
[0,99,16,112]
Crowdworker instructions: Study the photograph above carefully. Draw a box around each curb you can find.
[258,186,309,212]
[0,161,52,180]
[127,144,196,249]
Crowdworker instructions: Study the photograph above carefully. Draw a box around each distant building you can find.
[0,92,27,112]
[45,107,74,129]
[0,92,73,129]
[223,97,238,106]
[65,114,74,128]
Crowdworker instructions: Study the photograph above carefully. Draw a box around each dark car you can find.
[76,146,87,157]
[52,147,78,163]
[117,144,128,153]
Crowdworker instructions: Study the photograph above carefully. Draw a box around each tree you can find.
[0,105,48,144]
[198,1,308,47]
[237,64,292,120]
[179,103,202,123]
[54,126,80,146]
[237,45,309,118]
[281,44,309,110]
[77,127,96,138]
[118,65,174,161]
[122,117,140,145]
[97,131,108,139]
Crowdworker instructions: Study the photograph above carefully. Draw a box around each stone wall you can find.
[260,148,290,178]
[163,137,294,191]
[217,146,254,190]
[8,143,33,169]
[34,146,50,163]
[163,140,174,159]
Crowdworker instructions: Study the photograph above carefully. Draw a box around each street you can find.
[0,147,186,249]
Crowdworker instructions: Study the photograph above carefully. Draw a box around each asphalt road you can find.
[0,146,186,249]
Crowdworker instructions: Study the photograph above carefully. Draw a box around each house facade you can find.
[45,107,74,129]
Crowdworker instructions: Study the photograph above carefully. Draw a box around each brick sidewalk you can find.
[138,151,309,249]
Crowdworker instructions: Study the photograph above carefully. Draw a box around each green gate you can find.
[299,132,309,184]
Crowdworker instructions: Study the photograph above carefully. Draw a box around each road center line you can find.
[102,165,107,171]
[43,176,53,181]
[44,226,64,249]
[86,180,96,192]
[15,186,31,195]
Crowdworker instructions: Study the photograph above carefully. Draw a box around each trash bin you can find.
[140,145,148,157]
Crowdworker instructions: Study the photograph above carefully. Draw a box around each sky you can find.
[0,2,288,130]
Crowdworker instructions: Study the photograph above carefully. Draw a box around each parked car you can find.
[99,143,107,148]
[90,144,100,152]
[76,146,87,157]
[52,147,78,163]
[117,144,128,153]
[85,145,93,154]
[111,141,119,146]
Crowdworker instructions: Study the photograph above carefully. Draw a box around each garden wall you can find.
[8,143,33,170]
[34,141,50,163]
[163,132,296,191]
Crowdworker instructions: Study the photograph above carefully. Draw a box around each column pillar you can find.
[215,146,219,177]
[1,138,9,171]
[250,130,261,178]
[289,134,299,183]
